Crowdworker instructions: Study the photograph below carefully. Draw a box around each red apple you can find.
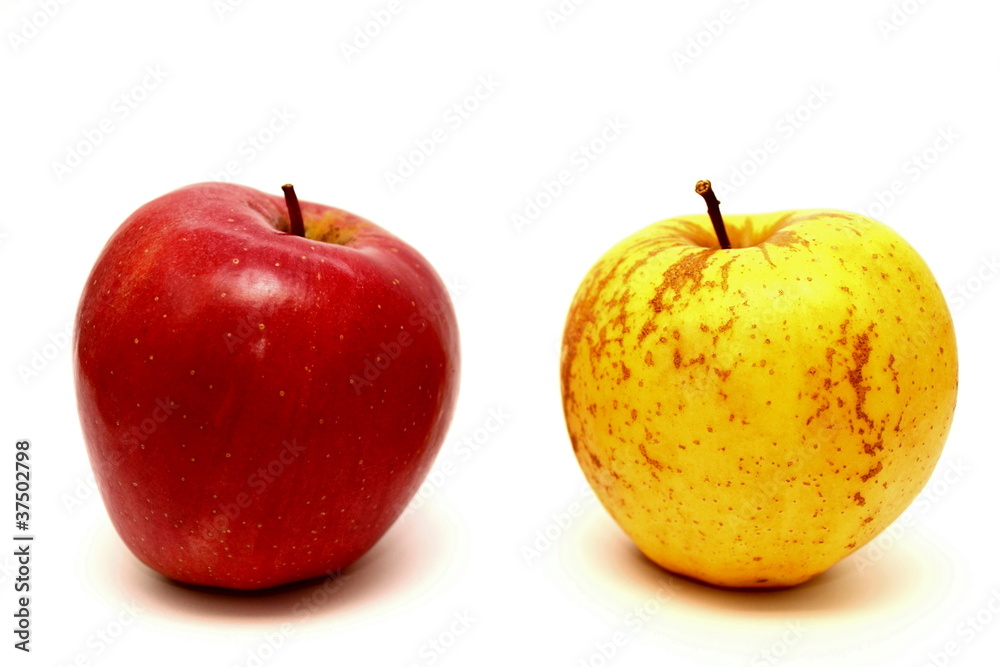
[74,182,459,590]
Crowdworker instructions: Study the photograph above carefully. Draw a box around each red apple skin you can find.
[74,182,459,590]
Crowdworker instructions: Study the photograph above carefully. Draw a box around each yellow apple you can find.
[560,181,958,588]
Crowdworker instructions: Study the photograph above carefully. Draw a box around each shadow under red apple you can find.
[84,500,462,627]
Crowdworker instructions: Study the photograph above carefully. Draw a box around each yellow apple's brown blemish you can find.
[649,250,712,314]
[799,211,856,224]
[587,325,614,377]
[756,244,776,267]
[612,295,631,333]
[717,257,737,291]
[848,331,875,431]
[805,397,831,426]
[887,354,900,394]
[860,461,883,482]
[561,252,635,403]
[767,226,812,252]
[863,440,884,456]
[638,443,663,471]
[622,245,667,282]
[637,320,658,344]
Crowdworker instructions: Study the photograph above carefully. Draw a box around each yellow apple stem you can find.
[695,180,732,250]
[282,184,306,238]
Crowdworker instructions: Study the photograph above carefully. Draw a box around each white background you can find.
[1,0,998,665]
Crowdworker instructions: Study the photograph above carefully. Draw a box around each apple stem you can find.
[695,180,732,250]
[282,184,305,238]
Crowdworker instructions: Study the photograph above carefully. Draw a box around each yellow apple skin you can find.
[561,210,958,588]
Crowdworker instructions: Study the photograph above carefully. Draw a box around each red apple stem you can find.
[695,180,732,250]
[282,184,305,238]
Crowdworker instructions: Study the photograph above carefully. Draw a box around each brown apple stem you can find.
[282,184,305,238]
[695,180,732,250]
